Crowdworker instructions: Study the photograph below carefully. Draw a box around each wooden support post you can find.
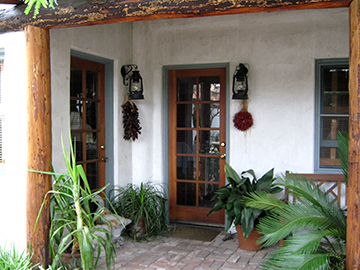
[348,0,360,268]
[25,25,52,267]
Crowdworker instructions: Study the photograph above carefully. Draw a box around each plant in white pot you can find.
[207,162,281,250]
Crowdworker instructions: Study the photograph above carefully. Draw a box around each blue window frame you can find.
[315,58,349,172]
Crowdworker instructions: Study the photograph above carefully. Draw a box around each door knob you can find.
[101,157,108,162]
[220,154,226,159]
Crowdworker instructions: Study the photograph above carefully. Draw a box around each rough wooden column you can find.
[348,0,360,268]
[25,25,52,267]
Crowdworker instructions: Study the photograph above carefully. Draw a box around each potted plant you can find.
[207,162,281,250]
[33,134,120,270]
[241,131,348,269]
[244,175,346,269]
[110,182,168,240]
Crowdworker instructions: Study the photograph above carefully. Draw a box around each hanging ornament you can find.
[121,95,142,141]
[233,100,253,132]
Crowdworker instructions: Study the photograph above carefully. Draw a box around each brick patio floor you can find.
[96,231,278,270]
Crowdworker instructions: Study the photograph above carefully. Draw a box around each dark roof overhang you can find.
[0,0,350,33]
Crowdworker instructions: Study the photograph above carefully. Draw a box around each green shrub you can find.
[245,175,346,270]
[0,245,38,270]
[110,182,168,240]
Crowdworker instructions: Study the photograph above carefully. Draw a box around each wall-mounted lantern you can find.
[232,63,249,100]
[121,64,144,100]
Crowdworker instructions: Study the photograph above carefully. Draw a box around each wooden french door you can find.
[70,57,106,191]
[169,68,226,225]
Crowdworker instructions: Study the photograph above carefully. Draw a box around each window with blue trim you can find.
[315,59,349,171]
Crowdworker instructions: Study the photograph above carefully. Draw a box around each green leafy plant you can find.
[33,134,119,270]
[245,175,346,270]
[0,244,38,270]
[110,182,168,240]
[337,130,348,185]
[207,162,281,239]
[23,0,57,18]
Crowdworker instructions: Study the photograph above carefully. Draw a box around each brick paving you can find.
[96,232,278,270]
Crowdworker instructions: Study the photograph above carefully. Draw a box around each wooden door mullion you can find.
[195,77,200,208]
[81,69,87,163]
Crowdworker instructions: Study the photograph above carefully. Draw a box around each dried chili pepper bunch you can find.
[121,99,142,141]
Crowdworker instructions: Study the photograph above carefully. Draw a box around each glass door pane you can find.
[70,57,105,191]
[176,76,221,208]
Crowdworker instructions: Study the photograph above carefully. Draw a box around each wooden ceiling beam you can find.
[0,0,21,4]
[0,0,350,33]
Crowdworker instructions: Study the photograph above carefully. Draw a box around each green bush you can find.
[245,175,346,270]
[0,245,37,270]
[110,182,168,240]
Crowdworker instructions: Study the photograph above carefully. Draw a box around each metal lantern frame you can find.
[121,64,144,100]
[232,63,249,100]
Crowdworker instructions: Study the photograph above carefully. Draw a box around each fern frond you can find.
[244,191,287,213]
[337,130,348,185]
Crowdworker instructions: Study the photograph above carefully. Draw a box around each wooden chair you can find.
[285,172,346,207]
[278,172,346,247]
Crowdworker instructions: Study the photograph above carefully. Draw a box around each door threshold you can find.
[170,220,225,231]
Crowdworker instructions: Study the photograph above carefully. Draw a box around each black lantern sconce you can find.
[232,63,249,100]
[121,64,144,100]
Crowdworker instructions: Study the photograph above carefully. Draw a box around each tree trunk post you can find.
[25,25,52,267]
[348,0,360,268]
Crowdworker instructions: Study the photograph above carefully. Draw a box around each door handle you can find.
[220,154,226,159]
[101,157,108,162]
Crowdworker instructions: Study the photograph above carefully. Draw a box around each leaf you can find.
[255,168,275,191]
[79,226,94,270]
[337,130,348,185]
[225,163,247,186]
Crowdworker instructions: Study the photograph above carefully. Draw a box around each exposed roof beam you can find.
[0,0,21,3]
[0,0,350,33]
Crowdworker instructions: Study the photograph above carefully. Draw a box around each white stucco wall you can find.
[131,8,349,181]
[50,23,133,185]
[0,7,350,249]
[0,31,27,250]
[49,8,348,186]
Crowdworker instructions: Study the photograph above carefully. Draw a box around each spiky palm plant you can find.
[337,130,348,185]
[245,175,346,270]
[0,245,38,270]
[33,134,119,270]
[110,182,168,241]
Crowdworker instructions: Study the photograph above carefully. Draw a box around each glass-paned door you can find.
[70,57,106,191]
[169,68,226,225]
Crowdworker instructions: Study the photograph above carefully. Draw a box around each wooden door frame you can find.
[162,63,230,225]
[71,50,115,190]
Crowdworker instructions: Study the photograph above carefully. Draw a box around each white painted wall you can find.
[50,8,349,188]
[0,7,350,249]
[131,8,349,181]
[0,31,27,251]
[50,23,133,186]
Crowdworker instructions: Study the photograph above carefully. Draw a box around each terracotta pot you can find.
[61,252,82,269]
[236,225,262,251]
